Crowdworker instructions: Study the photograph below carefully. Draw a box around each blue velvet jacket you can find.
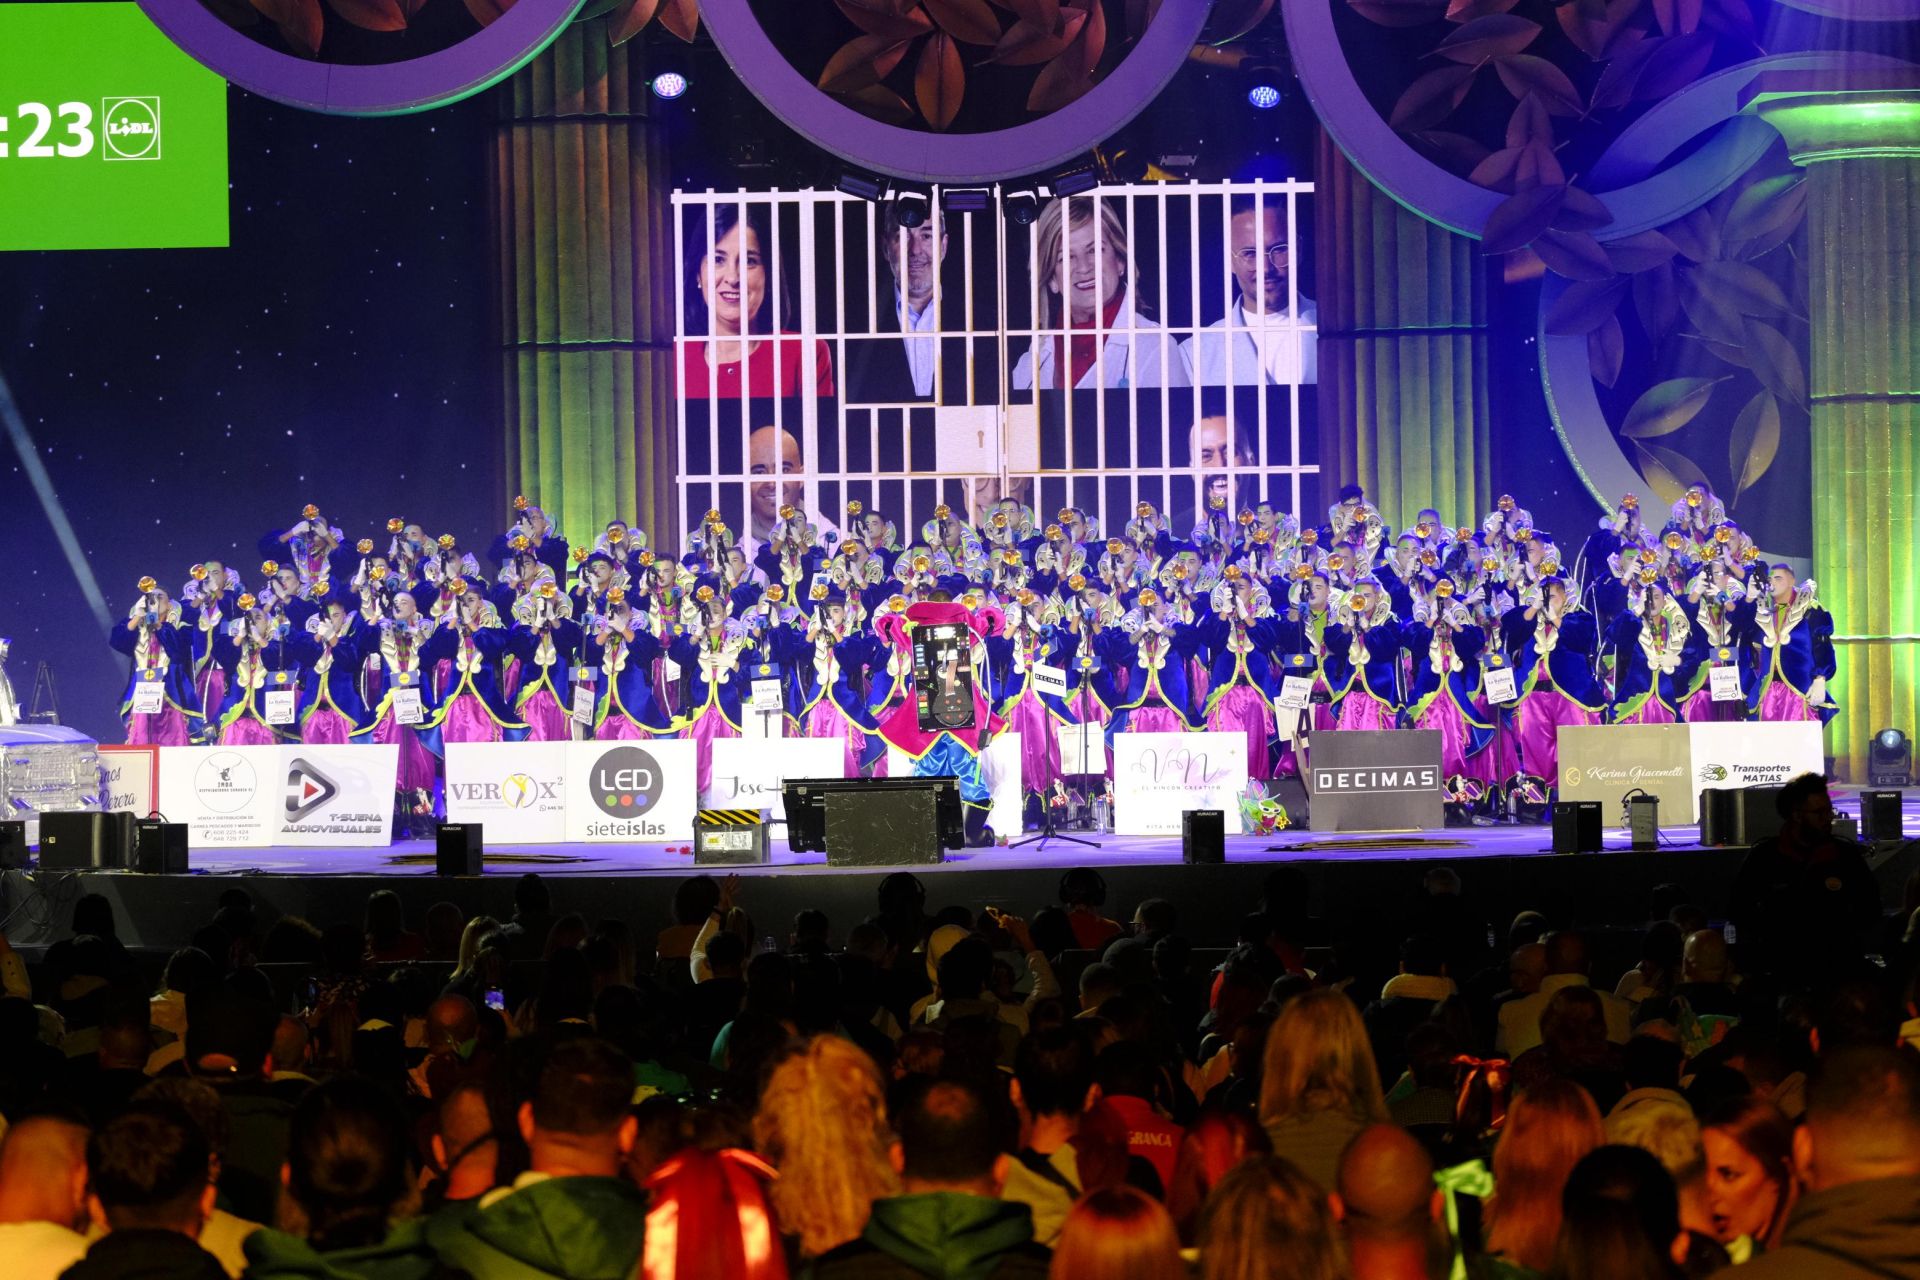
[288,624,373,731]
[1403,621,1489,725]
[581,624,670,732]
[1501,608,1606,710]
[110,617,202,726]
[1324,618,1405,711]
[506,619,584,714]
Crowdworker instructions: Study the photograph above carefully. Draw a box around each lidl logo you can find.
[102,97,159,160]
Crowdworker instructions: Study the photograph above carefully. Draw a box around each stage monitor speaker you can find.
[1861,790,1905,843]
[38,811,132,869]
[1182,810,1225,864]
[132,820,189,874]
[435,823,482,876]
[785,777,965,855]
[823,785,946,867]
[1699,788,1735,846]
[1552,801,1602,854]
[0,820,25,868]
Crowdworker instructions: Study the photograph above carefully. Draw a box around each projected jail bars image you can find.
[672,185,1320,543]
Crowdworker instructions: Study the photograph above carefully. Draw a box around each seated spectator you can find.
[0,1114,91,1280]
[267,1018,316,1102]
[1002,1027,1096,1247]
[1164,1109,1271,1247]
[1076,963,1121,1019]
[1048,1185,1184,1280]
[1553,1144,1726,1280]
[1497,931,1632,1058]
[242,1077,440,1280]
[1257,986,1388,1189]
[184,992,291,1226]
[657,876,721,978]
[498,873,556,963]
[1696,1094,1793,1260]
[1479,1079,1605,1275]
[416,995,481,1101]
[423,902,464,963]
[1195,1155,1346,1280]
[1331,1123,1448,1280]
[1059,869,1122,953]
[1723,1045,1920,1277]
[812,1075,1048,1280]
[428,1037,648,1280]
[1387,1024,1464,1158]
[790,909,832,955]
[1092,1041,1184,1197]
[131,1078,263,1279]
[639,1148,786,1279]
[363,890,426,964]
[64,987,153,1125]
[752,1034,899,1259]
[920,937,1021,1065]
[1102,899,1178,971]
[1615,921,1684,1007]
[1510,988,1628,1112]
[425,1082,498,1218]
[65,1103,226,1280]
[1362,934,1458,1086]
[147,948,217,1076]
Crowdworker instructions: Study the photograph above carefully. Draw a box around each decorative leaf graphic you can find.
[1620,375,1719,439]
[916,31,965,130]
[1604,229,1678,274]
[327,0,406,32]
[1742,317,1807,407]
[659,0,699,42]
[1433,14,1540,62]
[1546,275,1628,335]
[926,0,1002,44]
[1589,313,1625,387]
[1690,259,1787,317]
[608,0,664,44]
[1728,389,1781,502]
[819,34,912,93]
[1633,261,1680,342]
[1346,0,1449,27]
[1493,55,1582,116]
[1389,63,1478,132]
[1534,229,1613,282]
[837,0,935,38]
[1481,182,1566,254]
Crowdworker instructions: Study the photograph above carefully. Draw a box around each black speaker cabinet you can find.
[435,823,483,876]
[132,820,189,874]
[1182,810,1225,864]
[38,811,132,869]
[1699,788,1735,847]
[1862,790,1905,843]
[1552,801,1602,853]
[825,786,944,866]
[0,820,25,869]
[1700,786,1784,846]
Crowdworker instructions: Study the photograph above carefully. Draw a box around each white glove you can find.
[1807,676,1829,707]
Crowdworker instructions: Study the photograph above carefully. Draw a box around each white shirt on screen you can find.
[1181,297,1319,386]
[896,289,938,399]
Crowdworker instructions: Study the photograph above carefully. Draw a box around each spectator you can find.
[64,1103,225,1280]
[416,995,480,1101]
[1722,1045,1920,1277]
[1512,988,1629,1112]
[364,890,426,963]
[423,902,464,963]
[66,987,153,1124]
[790,909,832,955]
[147,948,216,1075]
[752,1034,899,1259]
[1551,1145,1716,1280]
[658,876,722,977]
[1059,869,1122,953]
[1048,1186,1184,1280]
[428,1037,647,1279]
[1615,922,1684,1006]
[184,991,291,1226]
[1165,1110,1271,1246]
[1093,1041,1184,1197]
[0,1114,91,1280]
[1387,1024,1465,1158]
[1195,1155,1347,1280]
[1696,1095,1794,1258]
[1497,932,1633,1058]
[812,1075,1048,1280]
[639,1148,788,1280]
[242,1077,441,1279]
[131,1078,263,1278]
[1480,1080,1605,1275]
[1729,772,1879,979]
[1362,934,1458,1086]
[498,873,555,963]
[1003,1027,1097,1247]
[1331,1124,1447,1280]
[426,1082,497,1216]
[1102,900,1178,971]
[268,1018,316,1101]
[1257,986,1388,1189]
[444,916,500,997]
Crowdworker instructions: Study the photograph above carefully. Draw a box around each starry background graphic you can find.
[0,89,505,740]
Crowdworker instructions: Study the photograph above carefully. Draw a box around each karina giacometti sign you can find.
[0,4,228,250]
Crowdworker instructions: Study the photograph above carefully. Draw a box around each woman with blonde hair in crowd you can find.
[1048,1186,1185,1280]
[750,1034,899,1258]
[1480,1080,1607,1274]
[1257,986,1388,1189]
[1012,195,1188,391]
[1197,1155,1349,1280]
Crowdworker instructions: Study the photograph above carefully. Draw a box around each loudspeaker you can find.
[1861,790,1905,843]
[1699,786,1785,847]
[824,787,944,866]
[1699,788,1735,847]
[38,811,132,869]
[0,820,25,869]
[132,820,189,874]
[1552,801,1602,853]
[435,823,483,876]
[1182,810,1225,864]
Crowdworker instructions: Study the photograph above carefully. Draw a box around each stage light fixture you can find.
[1003,188,1039,225]
[1051,165,1099,197]
[835,170,885,202]
[892,187,932,228]
[650,70,689,100]
[1869,727,1911,786]
[941,187,992,214]
[1247,82,1281,109]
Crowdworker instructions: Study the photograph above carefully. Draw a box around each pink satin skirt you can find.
[219,715,276,746]
[681,706,740,795]
[1336,695,1395,732]
[371,713,439,792]
[127,707,191,747]
[1513,689,1599,781]
[806,699,866,778]
[519,688,571,742]
[301,706,354,744]
[1004,693,1061,795]
[1757,680,1816,722]
[1683,686,1746,722]
[442,693,503,744]
[1208,684,1276,780]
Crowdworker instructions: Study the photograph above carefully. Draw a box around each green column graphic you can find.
[1753,70,1920,779]
[493,26,677,551]
[1314,130,1492,533]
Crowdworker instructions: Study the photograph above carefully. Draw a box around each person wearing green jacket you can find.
[240,1077,452,1280]
[810,1076,1050,1280]
[426,1038,647,1280]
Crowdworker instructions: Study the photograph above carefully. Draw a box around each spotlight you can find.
[892,186,931,228]
[1051,165,1098,197]
[940,187,991,214]
[650,70,689,100]
[1870,727,1911,787]
[1003,187,1039,225]
[835,170,884,202]
[1247,82,1281,109]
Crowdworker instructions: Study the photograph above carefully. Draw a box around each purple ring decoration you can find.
[135,0,587,115]
[1774,0,1920,18]
[697,0,1213,182]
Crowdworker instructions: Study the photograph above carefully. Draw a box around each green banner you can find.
[0,3,228,250]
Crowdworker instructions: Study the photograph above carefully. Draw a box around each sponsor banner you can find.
[1558,724,1693,823]
[706,737,845,821]
[98,744,158,818]
[1113,732,1248,837]
[445,743,568,844]
[564,739,698,842]
[1310,730,1445,832]
[157,745,397,847]
[1688,722,1823,810]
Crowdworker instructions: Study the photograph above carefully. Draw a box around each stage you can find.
[6,791,1914,955]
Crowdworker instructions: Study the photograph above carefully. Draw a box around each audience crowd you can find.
[2,773,1918,1279]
